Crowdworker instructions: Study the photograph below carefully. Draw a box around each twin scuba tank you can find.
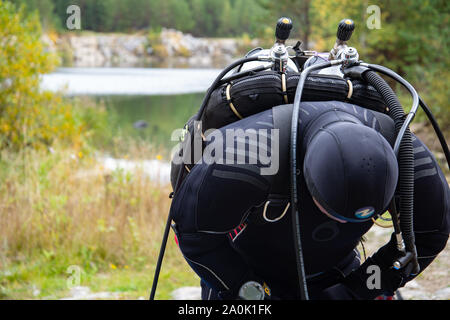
[170,18,387,187]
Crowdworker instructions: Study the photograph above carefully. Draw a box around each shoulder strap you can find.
[371,110,396,147]
[270,104,293,197]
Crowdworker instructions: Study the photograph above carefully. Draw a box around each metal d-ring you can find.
[262,201,290,223]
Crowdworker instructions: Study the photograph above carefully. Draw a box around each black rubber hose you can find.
[150,55,262,300]
[149,208,173,300]
[419,98,450,169]
[364,64,448,168]
[363,71,419,274]
[364,64,419,156]
[218,64,272,85]
[291,60,341,300]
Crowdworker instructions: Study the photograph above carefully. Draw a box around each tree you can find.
[9,0,57,30]
[261,0,449,127]
[219,0,233,36]
[168,0,195,32]
[0,1,83,149]
[258,0,313,48]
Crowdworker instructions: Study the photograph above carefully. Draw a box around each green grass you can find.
[1,239,200,300]
[0,147,200,300]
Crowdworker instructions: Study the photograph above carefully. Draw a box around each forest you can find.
[9,0,449,127]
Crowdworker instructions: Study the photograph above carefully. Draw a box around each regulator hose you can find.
[363,63,448,168]
[150,55,263,300]
[362,70,420,274]
[419,98,450,168]
[291,59,342,300]
[363,64,419,157]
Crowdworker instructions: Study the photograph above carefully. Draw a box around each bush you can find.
[0,1,91,150]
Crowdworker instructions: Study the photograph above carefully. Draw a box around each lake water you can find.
[41,67,221,183]
[41,67,221,95]
[41,67,222,152]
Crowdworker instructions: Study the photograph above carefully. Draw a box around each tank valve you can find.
[270,17,293,72]
[329,19,355,60]
[337,19,355,42]
[275,17,293,43]
[342,47,359,67]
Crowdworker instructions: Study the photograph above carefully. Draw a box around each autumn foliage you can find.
[0,1,86,150]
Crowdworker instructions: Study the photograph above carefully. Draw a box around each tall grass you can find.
[0,147,197,299]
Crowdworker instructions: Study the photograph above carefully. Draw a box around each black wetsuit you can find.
[170,100,450,300]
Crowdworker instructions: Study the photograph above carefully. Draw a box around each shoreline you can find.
[40,67,221,96]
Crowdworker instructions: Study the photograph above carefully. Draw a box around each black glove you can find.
[319,233,416,300]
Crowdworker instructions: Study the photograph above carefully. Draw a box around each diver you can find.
[148,17,450,301]
[169,100,449,300]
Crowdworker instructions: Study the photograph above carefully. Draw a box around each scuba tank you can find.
[150,17,450,300]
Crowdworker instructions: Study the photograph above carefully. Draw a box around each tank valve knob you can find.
[337,19,355,42]
[329,18,356,60]
[342,47,359,67]
[276,17,293,42]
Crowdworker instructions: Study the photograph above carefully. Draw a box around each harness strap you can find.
[226,84,244,120]
[282,73,289,104]
[244,105,292,225]
[271,104,293,196]
[346,80,353,99]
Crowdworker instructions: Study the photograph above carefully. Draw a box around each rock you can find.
[433,287,450,300]
[41,34,58,54]
[133,120,148,129]
[69,36,106,67]
[55,28,254,68]
[60,286,120,300]
[63,286,91,299]
[396,280,437,300]
[398,288,432,300]
[404,280,422,289]
[65,34,148,67]
[396,280,430,300]
[32,286,41,297]
[171,287,202,300]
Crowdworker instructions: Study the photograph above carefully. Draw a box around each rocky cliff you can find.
[43,29,259,68]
